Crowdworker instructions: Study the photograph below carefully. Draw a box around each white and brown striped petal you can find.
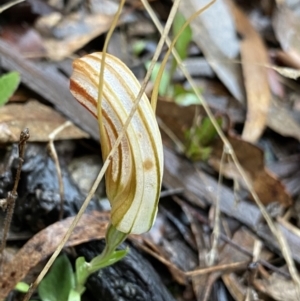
[70,53,163,234]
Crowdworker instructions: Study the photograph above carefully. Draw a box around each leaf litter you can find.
[229,0,271,143]
[1,0,300,300]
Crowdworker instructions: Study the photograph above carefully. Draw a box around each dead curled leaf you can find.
[267,97,300,141]
[0,211,109,299]
[178,0,245,103]
[254,273,298,301]
[35,12,115,60]
[192,228,268,301]
[0,24,45,56]
[270,66,300,80]
[229,0,271,143]
[273,5,300,67]
[0,100,89,143]
[209,136,292,207]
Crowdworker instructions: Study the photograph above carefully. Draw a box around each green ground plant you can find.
[0,71,20,106]
[147,12,195,102]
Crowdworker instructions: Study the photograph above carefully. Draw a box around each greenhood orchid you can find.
[70,52,163,235]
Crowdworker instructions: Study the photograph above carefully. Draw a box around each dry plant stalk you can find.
[48,121,72,220]
[0,128,30,266]
[0,0,25,14]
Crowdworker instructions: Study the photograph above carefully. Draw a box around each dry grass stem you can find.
[0,128,29,270]
[48,121,72,220]
[186,260,249,277]
[156,117,185,153]
[0,0,25,14]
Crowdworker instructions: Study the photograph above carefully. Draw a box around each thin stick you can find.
[48,121,72,220]
[149,0,216,112]
[175,198,291,279]
[185,260,249,277]
[0,0,25,13]
[96,0,125,154]
[0,128,30,268]
[156,117,185,154]
[208,145,226,266]
[276,225,300,298]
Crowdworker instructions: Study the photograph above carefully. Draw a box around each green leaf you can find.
[175,92,201,106]
[185,117,222,161]
[146,61,170,96]
[38,254,75,301]
[173,12,192,61]
[15,282,30,293]
[0,71,20,106]
[68,289,81,301]
[89,249,129,274]
[197,117,221,146]
[185,144,212,161]
[132,40,146,56]
[174,85,203,106]
[75,256,89,295]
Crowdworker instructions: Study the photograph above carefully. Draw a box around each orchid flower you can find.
[70,52,163,235]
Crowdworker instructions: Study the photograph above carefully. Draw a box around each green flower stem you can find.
[89,223,128,273]
[74,224,128,295]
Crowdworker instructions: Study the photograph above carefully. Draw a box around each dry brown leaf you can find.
[222,273,245,301]
[132,236,187,285]
[178,0,245,103]
[220,230,272,301]
[267,97,300,141]
[164,147,263,228]
[270,66,300,80]
[273,50,300,70]
[257,218,300,264]
[273,5,300,67]
[0,24,45,57]
[229,1,271,143]
[192,229,257,301]
[0,39,99,140]
[277,217,300,262]
[156,100,195,143]
[0,100,89,143]
[0,211,109,299]
[254,273,298,301]
[35,12,114,60]
[210,136,292,206]
[156,99,244,148]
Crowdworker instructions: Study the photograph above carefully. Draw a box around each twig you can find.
[160,187,184,198]
[185,260,249,277]
[276,225,300,298]
[157,117,185,154]
[207,144,227,266]
[245,240,261,301]
[0,0,25,14]
[175,197,291,279]
[48,121,72,220]
[0,128,30,268]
